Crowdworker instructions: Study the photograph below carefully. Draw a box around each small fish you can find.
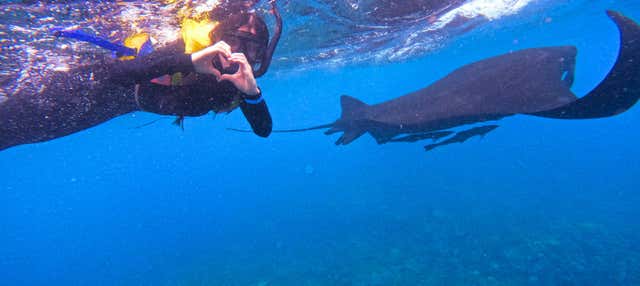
[387,131,454,143]
[424,125,498,152]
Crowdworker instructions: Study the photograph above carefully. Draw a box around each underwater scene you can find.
[1,0,640,285]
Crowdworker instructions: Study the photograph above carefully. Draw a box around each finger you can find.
[213,40,229,49]
[216,53,227,63]
[215,41,232,55]
[228,54,251,69]
[208,43,230,58]
[218,41,230,50]
[229,53,248,62]
[231,61,250,74]
[200,46,226,61]
[210,66,222,79]
[218,73,239,83]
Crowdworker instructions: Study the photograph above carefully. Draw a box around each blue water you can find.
[2,1,640,285]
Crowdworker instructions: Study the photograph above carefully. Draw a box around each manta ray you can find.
[238,11,639,152]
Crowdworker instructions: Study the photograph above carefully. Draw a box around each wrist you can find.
[190,53,204,73]
[243,86,260,97]
[243,87,261,99]
[243,88,263,105]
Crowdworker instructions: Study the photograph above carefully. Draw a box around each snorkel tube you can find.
[253,0,282,78]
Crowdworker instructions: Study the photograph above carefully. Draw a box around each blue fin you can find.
[51,27,137,57]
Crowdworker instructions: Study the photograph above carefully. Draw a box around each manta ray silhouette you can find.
[230,11,639,152]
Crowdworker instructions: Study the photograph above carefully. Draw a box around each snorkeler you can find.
[0,0,282,151]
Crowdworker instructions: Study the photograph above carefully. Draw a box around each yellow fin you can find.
[124,33,150,51]
[119,33,150,60]
[181,18,218,54]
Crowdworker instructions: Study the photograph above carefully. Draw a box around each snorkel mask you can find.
[210,0,282,78]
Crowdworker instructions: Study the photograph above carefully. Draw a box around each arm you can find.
[239,91,272,137]
[218,52,272,137]
[108,42,194,85]
[108,41,231,85]
[109,54,194,85]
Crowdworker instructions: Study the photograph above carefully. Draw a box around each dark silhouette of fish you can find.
[423,125,497,152]
[247,11,639,151]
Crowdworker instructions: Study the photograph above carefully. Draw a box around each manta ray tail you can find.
[325,95,371,145]
[531,11,640,119]
[227,123,333,133]
[227,95,371,145]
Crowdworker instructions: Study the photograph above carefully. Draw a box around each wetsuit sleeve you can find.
[239,92,272,138]
[107,43,195,85]
[108,53,194,85]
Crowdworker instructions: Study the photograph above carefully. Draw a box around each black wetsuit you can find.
[0,41,272,151]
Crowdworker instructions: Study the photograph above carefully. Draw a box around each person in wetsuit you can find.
[0,1,282,151]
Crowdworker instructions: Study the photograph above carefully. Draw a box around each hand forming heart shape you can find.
[191,41,260,95]
[211,51,240,75]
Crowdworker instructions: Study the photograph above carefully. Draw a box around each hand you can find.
[217,53,260,96]
[190,41,232,79]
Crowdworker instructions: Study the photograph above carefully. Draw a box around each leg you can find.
[0,66,138,151]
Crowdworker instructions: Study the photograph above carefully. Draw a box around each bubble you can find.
[304,164,314,175]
